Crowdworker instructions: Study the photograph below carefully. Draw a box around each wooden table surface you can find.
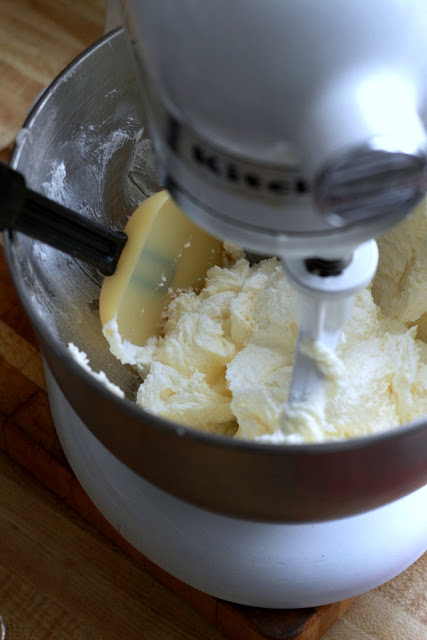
[0,1,426,639]
[0,451,227,640]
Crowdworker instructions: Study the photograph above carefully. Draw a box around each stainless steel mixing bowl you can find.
[4,28,427,522]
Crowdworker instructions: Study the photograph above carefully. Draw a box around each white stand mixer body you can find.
[46,365,427,608]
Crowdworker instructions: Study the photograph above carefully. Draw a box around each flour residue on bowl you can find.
[42,160,67,203]
[39,118,159,229]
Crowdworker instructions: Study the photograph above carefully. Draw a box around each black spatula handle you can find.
[0,161,127,276]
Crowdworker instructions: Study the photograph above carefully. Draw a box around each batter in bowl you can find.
[102,200,427,444]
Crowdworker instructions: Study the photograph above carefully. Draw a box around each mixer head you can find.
[121,0,427,272]
[119,0,427,417]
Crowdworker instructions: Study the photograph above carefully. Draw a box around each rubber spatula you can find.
[0,162,222,345]
[99,190,222,345]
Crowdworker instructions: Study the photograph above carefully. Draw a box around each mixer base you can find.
[45,364,427,608]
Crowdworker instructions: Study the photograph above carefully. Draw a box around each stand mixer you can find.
[122,0,427,414]
[3,1,427,608]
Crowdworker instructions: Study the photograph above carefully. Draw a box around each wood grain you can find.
[0,451,225,640]
[0,0,105,149]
